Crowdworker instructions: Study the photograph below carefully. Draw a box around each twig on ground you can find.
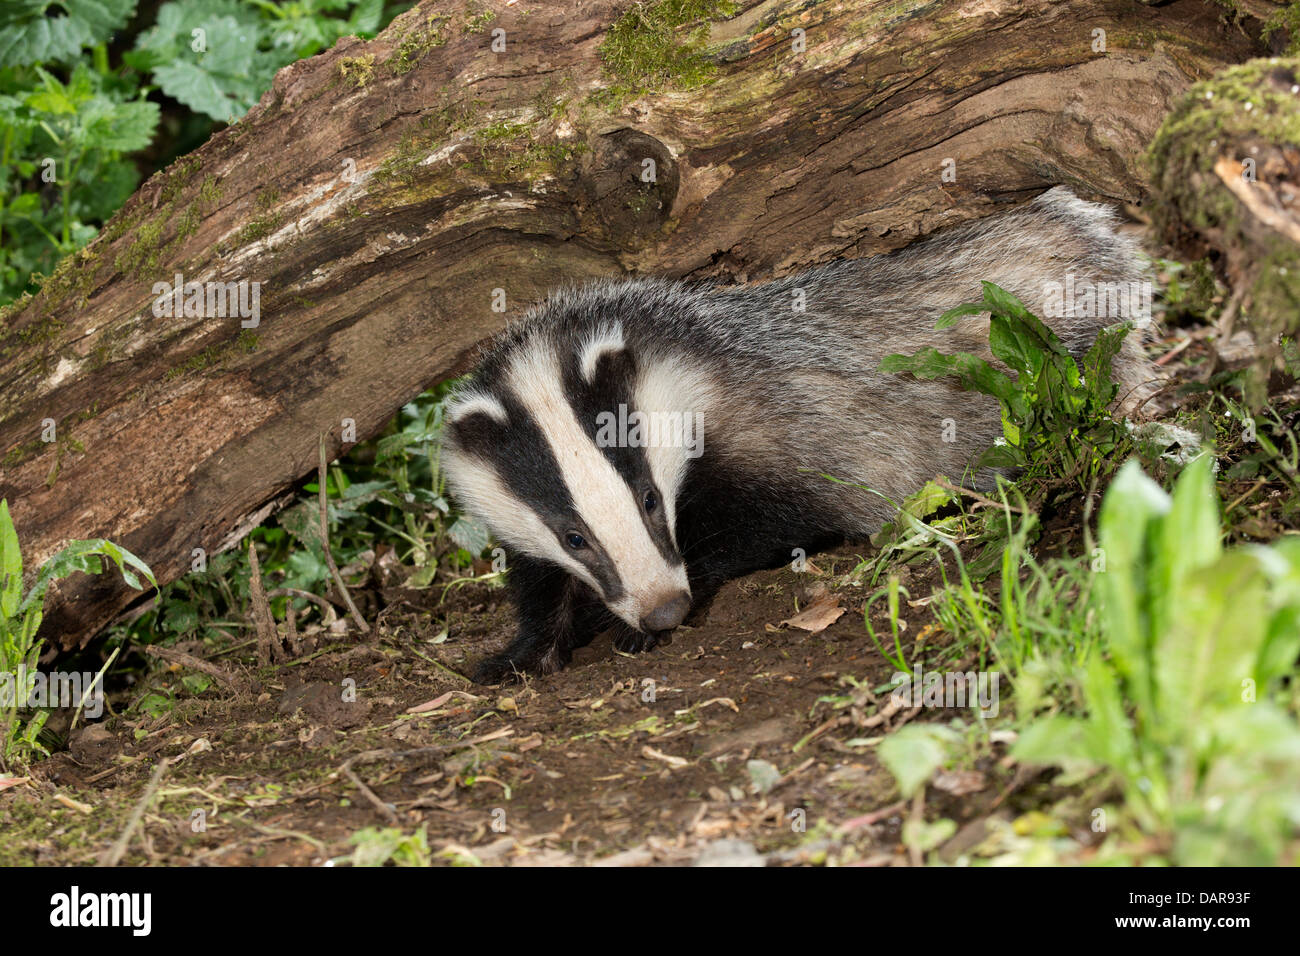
[101,757,172,866]
[70,646,120,731]
[339,732,514,824]
[144,645,247,692]
[318,433,369,635]
[247,540,278,663]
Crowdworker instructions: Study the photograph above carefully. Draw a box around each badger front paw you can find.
[612,624,671,654]
[472,635,572,684]
[471,652,526,685]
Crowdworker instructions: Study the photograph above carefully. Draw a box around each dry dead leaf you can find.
[407,691,456,714]
[697,697,740,713]
[779,590,845,634]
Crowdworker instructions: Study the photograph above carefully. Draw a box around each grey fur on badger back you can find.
[442,187,1156,682]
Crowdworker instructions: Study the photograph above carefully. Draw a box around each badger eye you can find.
[565,532,587,550]
[643,490,658,513]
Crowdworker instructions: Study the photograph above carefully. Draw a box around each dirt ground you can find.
[4,548,1052,867]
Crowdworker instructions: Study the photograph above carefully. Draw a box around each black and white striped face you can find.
[443,326,707,634]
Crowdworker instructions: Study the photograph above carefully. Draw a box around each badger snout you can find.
[641,590,691,633]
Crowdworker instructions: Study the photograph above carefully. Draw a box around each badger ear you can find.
[445,391,509,429]
[578,325,626,383]
[444,392,510,459]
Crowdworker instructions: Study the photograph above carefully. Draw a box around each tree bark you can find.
[0,0,1272,651]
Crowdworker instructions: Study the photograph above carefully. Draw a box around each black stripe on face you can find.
[560,345,684,569]
[446,392,625,602]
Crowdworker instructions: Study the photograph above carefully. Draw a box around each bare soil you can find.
[6,550,1039,867]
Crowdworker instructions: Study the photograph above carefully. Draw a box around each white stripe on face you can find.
[505,343,690,627]
[633,353,718,548]
[441,443,600,592]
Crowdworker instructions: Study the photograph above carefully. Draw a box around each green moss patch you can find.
[388,13,451,75]
[339,54,377,88]
[164,328,261,382]
[595,0,740,106]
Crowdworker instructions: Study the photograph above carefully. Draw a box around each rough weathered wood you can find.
[0,0,1270,651]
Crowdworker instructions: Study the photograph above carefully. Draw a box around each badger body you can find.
[442,188,1155,682]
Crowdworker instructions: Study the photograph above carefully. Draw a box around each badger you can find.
[442,187,1156,682]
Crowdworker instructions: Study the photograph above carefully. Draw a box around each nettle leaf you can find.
[133,0,252,57]
[137,2,275,121]
[151,55,264,123]
[349,0,385,34]
[448,516,491,555]
[0,0,136,68]
[83,97,160,152]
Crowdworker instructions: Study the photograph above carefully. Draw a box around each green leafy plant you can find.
[1014,455,1300,864]
[880,281,1135,492]
[108,384,490,648]
[128,0,388,122]
[0,499,156,768]
[347,825,430,866]
[0,14,158,300]
[0,1,136,69]
[1,1,402,305]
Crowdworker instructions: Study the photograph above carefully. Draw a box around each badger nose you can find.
[641,591,691,633]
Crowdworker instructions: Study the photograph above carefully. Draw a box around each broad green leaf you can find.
[935,301,986,330]
[1082,323,1129,406]
[1158,551,1269,742]
[902,817,957,855]
[85,98,160,152]
[1013,715,1093,767]
[17,538,156,616]
[900,480,956,520]
[988,312,1046,378]
[878,723,959,798]
[0,500,22,619]
[1254,538,1300,688]
[349,0,385,34]
[1095,459,1170,713]
[879,348,1021,412]
[979,280,1038,324]
[0,0,136,68]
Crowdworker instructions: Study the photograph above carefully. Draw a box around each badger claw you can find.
[613,626,669,654]
[471,653,525,685]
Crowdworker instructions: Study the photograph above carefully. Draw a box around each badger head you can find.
[442,321,710,637]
